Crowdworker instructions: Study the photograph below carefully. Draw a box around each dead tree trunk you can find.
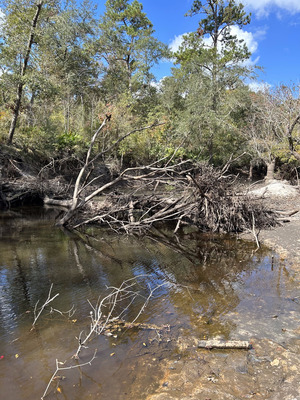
[56,116,109,226]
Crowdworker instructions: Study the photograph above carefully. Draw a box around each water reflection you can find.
[0,208,298,400]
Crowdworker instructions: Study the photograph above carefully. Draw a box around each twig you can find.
[73,275,166,359]
[251,211,260,250]
[41,350,97,400]
[32,284,59,329]
[50,305,76,318]
[131,281,168,324]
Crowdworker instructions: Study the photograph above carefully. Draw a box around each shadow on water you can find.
[0,207,298,399]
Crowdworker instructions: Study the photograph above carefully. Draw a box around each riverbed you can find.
[0,207,299,400]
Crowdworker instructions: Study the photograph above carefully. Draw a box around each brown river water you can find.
[0,207,299,400]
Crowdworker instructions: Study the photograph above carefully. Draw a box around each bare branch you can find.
[54,122,167,227]
[32,284,59,329]
[41,350,97,400]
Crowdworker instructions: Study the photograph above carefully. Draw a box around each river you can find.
[0,207,299,400]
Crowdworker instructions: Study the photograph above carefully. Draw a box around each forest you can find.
[0,0,300,231]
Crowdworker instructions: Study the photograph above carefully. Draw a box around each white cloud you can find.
[169,34,185,53]
[150,77,167,91]
[248,81,272,92]
[230,26,258,53]
[253,29,268,41]
[0,9,4,29]
[241,0,300,16]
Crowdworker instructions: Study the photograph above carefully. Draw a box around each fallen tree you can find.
[42,115,277,234]
[49,156,277,235]
[1,115,277,235]
[47,116,166,226]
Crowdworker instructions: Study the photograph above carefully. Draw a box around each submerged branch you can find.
[32,284,59,329]
[41,275,168,399]
[41,350,97,400]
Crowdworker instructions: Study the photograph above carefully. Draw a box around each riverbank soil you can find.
[148,336,300,400]
[148,181,300,400]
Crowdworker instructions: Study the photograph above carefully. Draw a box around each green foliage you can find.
[163,0,254,165]
[97,0,169,100]
[55,131,87,154]
[118,130,159,165]
[10,125,88,159]
[0,0,61,102]
[12,126,57,156]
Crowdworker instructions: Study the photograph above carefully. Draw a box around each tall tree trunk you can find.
[65,95,71,133]
[8,85,22,144]
[7,0,43,145]
[265,159,276,181]
[126,55,132,93]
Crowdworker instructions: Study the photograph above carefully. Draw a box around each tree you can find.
[167,0,253,163]
[0,0,98,146]
[0,0,51,144]
[36,0,98,137]
[270,83,300,155]
[97,0,168,100]
[185,0,251,105]
[245,84,300,180]
[246,91,279,180]
[86,0,170,166]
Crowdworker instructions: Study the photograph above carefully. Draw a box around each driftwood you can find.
[275,209,299,217]
[41,275,165,399]
[274,209,299,223]
[198,340,252,350]
[44,196,72,208]
[66,163,278,236]
[40,118,277,235]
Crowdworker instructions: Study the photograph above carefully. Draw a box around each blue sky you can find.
[105,0,300,90]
